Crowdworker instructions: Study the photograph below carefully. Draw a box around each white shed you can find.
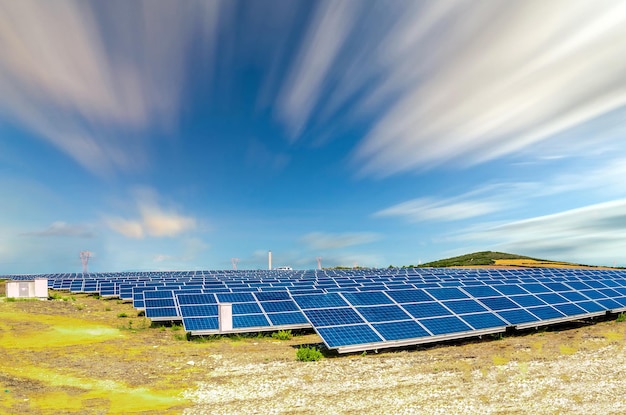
[6,278,48,300]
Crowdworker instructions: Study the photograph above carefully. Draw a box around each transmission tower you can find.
[316,257,322,270]
[231,258,239,270]
[80,251,91,274]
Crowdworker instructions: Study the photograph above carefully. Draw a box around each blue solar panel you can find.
[576,300,606,313]
[27,266,626,352]
[460,313,508,330]
[317,325,383,348]
[553,303,587,316]
[426,287,469,300]
[461,286,501,298]
[528,306,564,320]
[233,314,270,328]
[304,308,365,326]
[177,294,216,305]
[145,298,175,308]
[183,317,218,331]
[479,297,519,311]
[260,300,299,313]
[559,291,587,302]
[537,293,568,305]
[355,305,411,322]
[596,298,622,310]
[217,292,256,303]
[566,281,591,290]
[341,291,393,306]
[419,316,472,335]
[267,312,309,326]
[493,284,528,295]
[442,299,487,314]
[510,295,546,307]
[254,291,291,301]
[402,302,452,319]
[585,280,607,289]
[497,309,539,325]
[180,304,218,317]
[580,290,606,300]
[599,288,622,297]
[373,320,429,341]
[146,307,179,318]
[232,303,262,314]
[293,293,348,309]
[386,289,433,303]
[614,297,626,307]
[519,283,550,294]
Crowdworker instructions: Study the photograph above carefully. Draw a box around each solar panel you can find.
[355,305,412,322]
[25,266,626,353]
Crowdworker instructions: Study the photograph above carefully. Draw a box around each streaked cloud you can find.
[277,0,359,140]
[0,0,222,176]
[353,1,626,176]
[458,199,626,265]
[375,196,503,222]
[301,231,380,250]
[23,221,94,238]
[271,0,626,176]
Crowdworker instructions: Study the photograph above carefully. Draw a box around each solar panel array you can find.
[5,267,626,353]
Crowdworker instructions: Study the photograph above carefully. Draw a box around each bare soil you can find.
[1,285,626,414]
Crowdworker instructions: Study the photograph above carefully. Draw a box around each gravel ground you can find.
[183,336,626,415]
[2,287,626,414]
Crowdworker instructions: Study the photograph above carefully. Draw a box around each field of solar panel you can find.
[2,267,626,414]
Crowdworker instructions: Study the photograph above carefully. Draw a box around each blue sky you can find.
[1,0,626,273]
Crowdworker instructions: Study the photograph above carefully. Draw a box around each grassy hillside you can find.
[417,251,539,267]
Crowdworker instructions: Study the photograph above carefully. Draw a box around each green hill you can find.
[417,251,538,267]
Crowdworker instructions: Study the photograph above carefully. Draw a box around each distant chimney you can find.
[268,250,272,270]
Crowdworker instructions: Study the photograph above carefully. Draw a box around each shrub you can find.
[617,313,626,323]
[296,346,323,362]
[272,330,292,340]
[117,312,128,318]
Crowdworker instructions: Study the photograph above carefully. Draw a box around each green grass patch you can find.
[272,330,292,340]
[296,346,323,362]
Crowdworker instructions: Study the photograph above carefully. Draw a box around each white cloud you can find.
[301,232,379,250]
[352,1,626,176]
[269,0,626,175]
[140,206,196,238]
[0,1,222,176]
[375,197,502,222]
[277,0,359,140]
[106,218,144,239]
[457,199,626,265]
[105,189,197,239]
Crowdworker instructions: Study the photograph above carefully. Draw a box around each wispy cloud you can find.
[106,189,197,239]
[457,199,626,265]
[301,231,379,250]
[375,196,503,222]
[277,0,359,140]
[270,1,626,175]
[23,221,94,238]
[0,1,222,176]
[353,1,626,176]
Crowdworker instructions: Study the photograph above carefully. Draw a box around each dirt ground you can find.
[1,283,626,414]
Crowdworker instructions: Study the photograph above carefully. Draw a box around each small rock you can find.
[187,360,195,366]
